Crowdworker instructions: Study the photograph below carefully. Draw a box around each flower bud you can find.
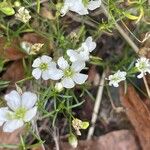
[68,134,78,148]
[55,82,63,92]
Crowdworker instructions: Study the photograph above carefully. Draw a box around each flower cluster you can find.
[20,41,44,55]
[108,57,150,87]
[61,0,101,16]
[67,36,96,63]
[32,37,96,89]
[15,7,31,23]
[0,90,37,132]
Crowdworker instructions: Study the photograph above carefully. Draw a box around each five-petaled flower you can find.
[67,36,96,63]
[53,57,88,88]
[32,55,58,80]
[0,90,37,132]
[61,0,101,16]
[108,70,127,87]
[135,57,150,78]
[15,7,31,23]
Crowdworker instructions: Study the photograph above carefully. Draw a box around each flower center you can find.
[64,68,74,77]
[82,0,89,6]
[139,62,147,70]
[40,63,48,71]
[15,107,27,119]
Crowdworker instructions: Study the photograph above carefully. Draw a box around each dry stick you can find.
[143,75,150,98]
[87,71,106,140]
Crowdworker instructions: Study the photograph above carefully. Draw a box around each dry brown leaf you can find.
[2,60,25,83]
[0,37,25,60]
[0,128,22,150]
[60,130,139,150]
[120,85,150,150]
[40,7,55,20]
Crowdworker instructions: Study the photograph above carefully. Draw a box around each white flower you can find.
[32,55,58,80]
[108,70,127,87]
[67,36,96,62]
[52,57,88,88]
[135,57,150,78]
[15,7,31,23]
[0,90,37,132]
[61,0,101,16]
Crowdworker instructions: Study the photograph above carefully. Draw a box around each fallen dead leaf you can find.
[2,60,25,83]
[0,128,22,150]
[60,130,139,150]
[0,37,25,61]
[120,85,150,150]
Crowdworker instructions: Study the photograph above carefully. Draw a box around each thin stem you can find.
[143,75,150,98]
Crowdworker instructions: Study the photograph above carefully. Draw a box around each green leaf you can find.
[124,12,139,20]
[0,1,15,16]
[81,121,89,129]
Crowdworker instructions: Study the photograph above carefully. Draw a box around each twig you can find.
[67,12,96,28]
[87,71,106,140]
[143,75,150,98]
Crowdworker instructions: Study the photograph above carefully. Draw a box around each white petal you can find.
[42,70,50,80]
[48,69,64,80]
[0,107,9,124]
[69,0,88,15]
[57,57,69,70]
[85,36,96,52]
[24,106,37,122]
[41,55,52,63]
[71,61,85,72]
[61,5,69,16]
[67,49,79,62]
[61,77,75,88]
[32,57,41,67]
[22,92,37,109]
[3,120,24,132]
[137,73,143,79]
[32,68,42,79]
[0,121,4,126]
[48,61,57,68]
[5,90,21,111]
[72,73,88,84]
[87,0,101,11]
[79,50,90,61]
